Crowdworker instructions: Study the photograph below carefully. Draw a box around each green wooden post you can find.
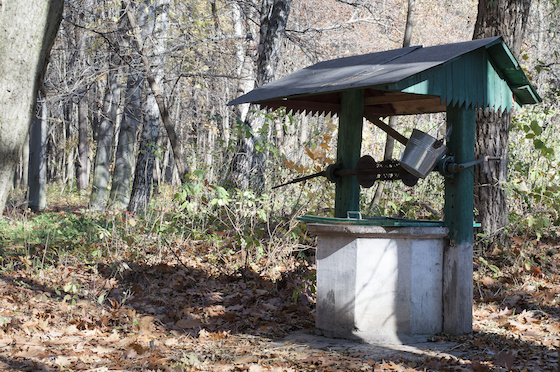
[334,90,364,218]
[443,104,475,335]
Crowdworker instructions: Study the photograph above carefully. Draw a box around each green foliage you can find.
[479,256,501,278]
[291,266,316,304]
[0,211,104,259]
[508,100,560,239]
[0,189,147,272]
[169,168,298,264]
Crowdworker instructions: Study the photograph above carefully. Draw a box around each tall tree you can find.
[76,16,91,191]
[230,0,292,190]
[110,67,143,207]
[110,5,144,208]
[472,0,531,241]
[124,0,188,184]
[89,4,127,211]
[77,91,90,190]
[88,52,123,210]
[0,0,64,216]
[126,0,170,214]
[28,93,48,211]
[127,91,158,214]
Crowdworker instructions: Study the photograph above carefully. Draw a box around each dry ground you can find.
[1,205,560,371]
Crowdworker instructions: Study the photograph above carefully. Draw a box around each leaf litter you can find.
[1,209,560,370]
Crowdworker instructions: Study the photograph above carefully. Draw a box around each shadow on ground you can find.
[1,238,559,370]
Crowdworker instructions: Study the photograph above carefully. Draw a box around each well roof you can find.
[228,36,540,116]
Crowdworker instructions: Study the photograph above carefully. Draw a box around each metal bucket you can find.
[400,129,447,178]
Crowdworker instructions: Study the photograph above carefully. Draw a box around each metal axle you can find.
[272,155,419,189]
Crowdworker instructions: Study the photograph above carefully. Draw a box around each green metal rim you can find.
[297,215,445,227]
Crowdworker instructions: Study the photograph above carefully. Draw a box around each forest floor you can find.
[1,201,560,371]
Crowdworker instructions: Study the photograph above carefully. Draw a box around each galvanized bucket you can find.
[400,129,447,178]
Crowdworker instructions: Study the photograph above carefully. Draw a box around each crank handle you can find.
[444,155,502,174]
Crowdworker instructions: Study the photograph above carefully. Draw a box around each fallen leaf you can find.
[164,338,179,347]
[207,305,226,317]
[106,331,121,342]
[14,344,47,358]
[496,350,516,368]
[64,324,81,335]
[0,337,13,347]
[512,236,524,245]
[138,315,154,334]
[472,361,493,372]
[92,345,114,355]
[54,355,77,367]
[481,276,497,287]
[175,315,203,330]
[123,342,145,359]
[530,266,543,277]
[234,355,258,364]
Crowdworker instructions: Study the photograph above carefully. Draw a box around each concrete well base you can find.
[309,223,449,345]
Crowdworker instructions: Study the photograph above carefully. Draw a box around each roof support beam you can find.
[443,104,475,335]
[363,112,408,146]
[334,90,364,218]
[363,93,439,106]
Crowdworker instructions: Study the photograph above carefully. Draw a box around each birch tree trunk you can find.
[230,0,291,191]
[124,0,188,183]
[127,0,169,214]
[76,21,91,191]
[110,67,143,207]
[0,0,64,216]
[472,0,531,242]
[89,53,123,210]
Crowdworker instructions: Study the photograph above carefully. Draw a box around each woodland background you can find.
[3,0,560,371]
[7,0,560,235]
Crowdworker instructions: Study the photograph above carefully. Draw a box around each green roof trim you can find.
[228,36,541,115]
[386,45,536,112]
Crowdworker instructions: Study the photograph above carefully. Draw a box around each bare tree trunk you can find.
[110,69,143,207]
[110,23,144,209]
[28,93,48,211]
[66,118,75,186]
[472,0,531,242]
[124,0,188,183]
[61,102,74,185]
[76,20,91,191]
[126,0,169,214]
[77,92,90,190]
[160,138,171,184]
[0,0,64,216]
[232,1,254,124]
[473,0,531,59]
[230,0,291,191]
[128,92,158,214]
[89,53,123,210]
[13,133,29,189]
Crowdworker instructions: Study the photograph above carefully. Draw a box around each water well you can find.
[228,36,540,343]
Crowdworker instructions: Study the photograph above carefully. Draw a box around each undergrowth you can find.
[3,97,560,287]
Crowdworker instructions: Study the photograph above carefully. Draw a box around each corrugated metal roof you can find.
[228,36,540,115]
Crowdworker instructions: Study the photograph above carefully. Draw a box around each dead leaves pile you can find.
[1,234,560,370]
